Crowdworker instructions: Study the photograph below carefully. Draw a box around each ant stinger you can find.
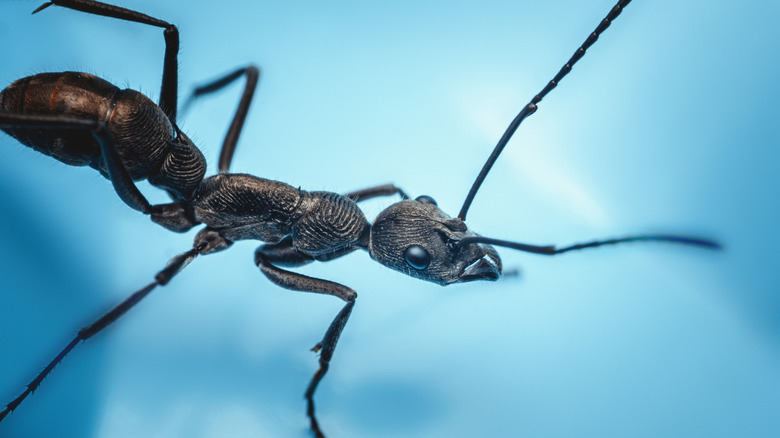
[0,0,719,437]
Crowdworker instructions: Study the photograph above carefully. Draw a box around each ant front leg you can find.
[254,247,357,438]
[33,0,181,122]
[183,66,261,172]
[346,183,448,208]
[0,113,198,231]
[344,183,410,202]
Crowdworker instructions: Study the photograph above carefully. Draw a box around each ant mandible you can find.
[0,0,719,437]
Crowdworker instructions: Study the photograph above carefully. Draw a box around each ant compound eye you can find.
[415,195,437,206]
[403,245,431,270]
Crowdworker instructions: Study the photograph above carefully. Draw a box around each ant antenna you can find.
[456,234,722,256]
[458,0,632,221]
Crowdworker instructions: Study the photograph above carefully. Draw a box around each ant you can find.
[0,0,720,437]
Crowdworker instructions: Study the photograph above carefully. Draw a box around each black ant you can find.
[0,0,720,437]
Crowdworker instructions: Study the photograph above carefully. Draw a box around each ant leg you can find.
[254,249,357,438]
[183,66,261,173]
[259,236,360,267]
[0,113,197,231]
[256,237,315,267]
[33,0,181,123]
[0,247,199,423]
[344,183,410,202]
[0,113,150,213]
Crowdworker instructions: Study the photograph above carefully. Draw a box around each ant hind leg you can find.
[0,113,199,231]
[33,0,181,123]
[0,113,151,213]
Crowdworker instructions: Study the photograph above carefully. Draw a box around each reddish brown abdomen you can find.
[0,72,173,179]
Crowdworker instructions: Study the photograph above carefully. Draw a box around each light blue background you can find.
[0,0,777,437]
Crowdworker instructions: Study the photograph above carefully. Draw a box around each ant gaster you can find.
[0,1,719,437]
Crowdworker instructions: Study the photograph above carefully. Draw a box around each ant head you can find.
[368,197,502,285]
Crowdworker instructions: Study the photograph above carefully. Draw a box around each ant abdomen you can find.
[0,71,176,179]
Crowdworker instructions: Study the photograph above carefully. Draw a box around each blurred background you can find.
[0,0,777,437]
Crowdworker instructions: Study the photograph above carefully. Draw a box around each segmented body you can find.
[193,173,370,255]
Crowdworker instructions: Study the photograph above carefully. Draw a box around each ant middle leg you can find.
[33,0,181,123]
[0,245,200,423]
[182,66,261,173]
